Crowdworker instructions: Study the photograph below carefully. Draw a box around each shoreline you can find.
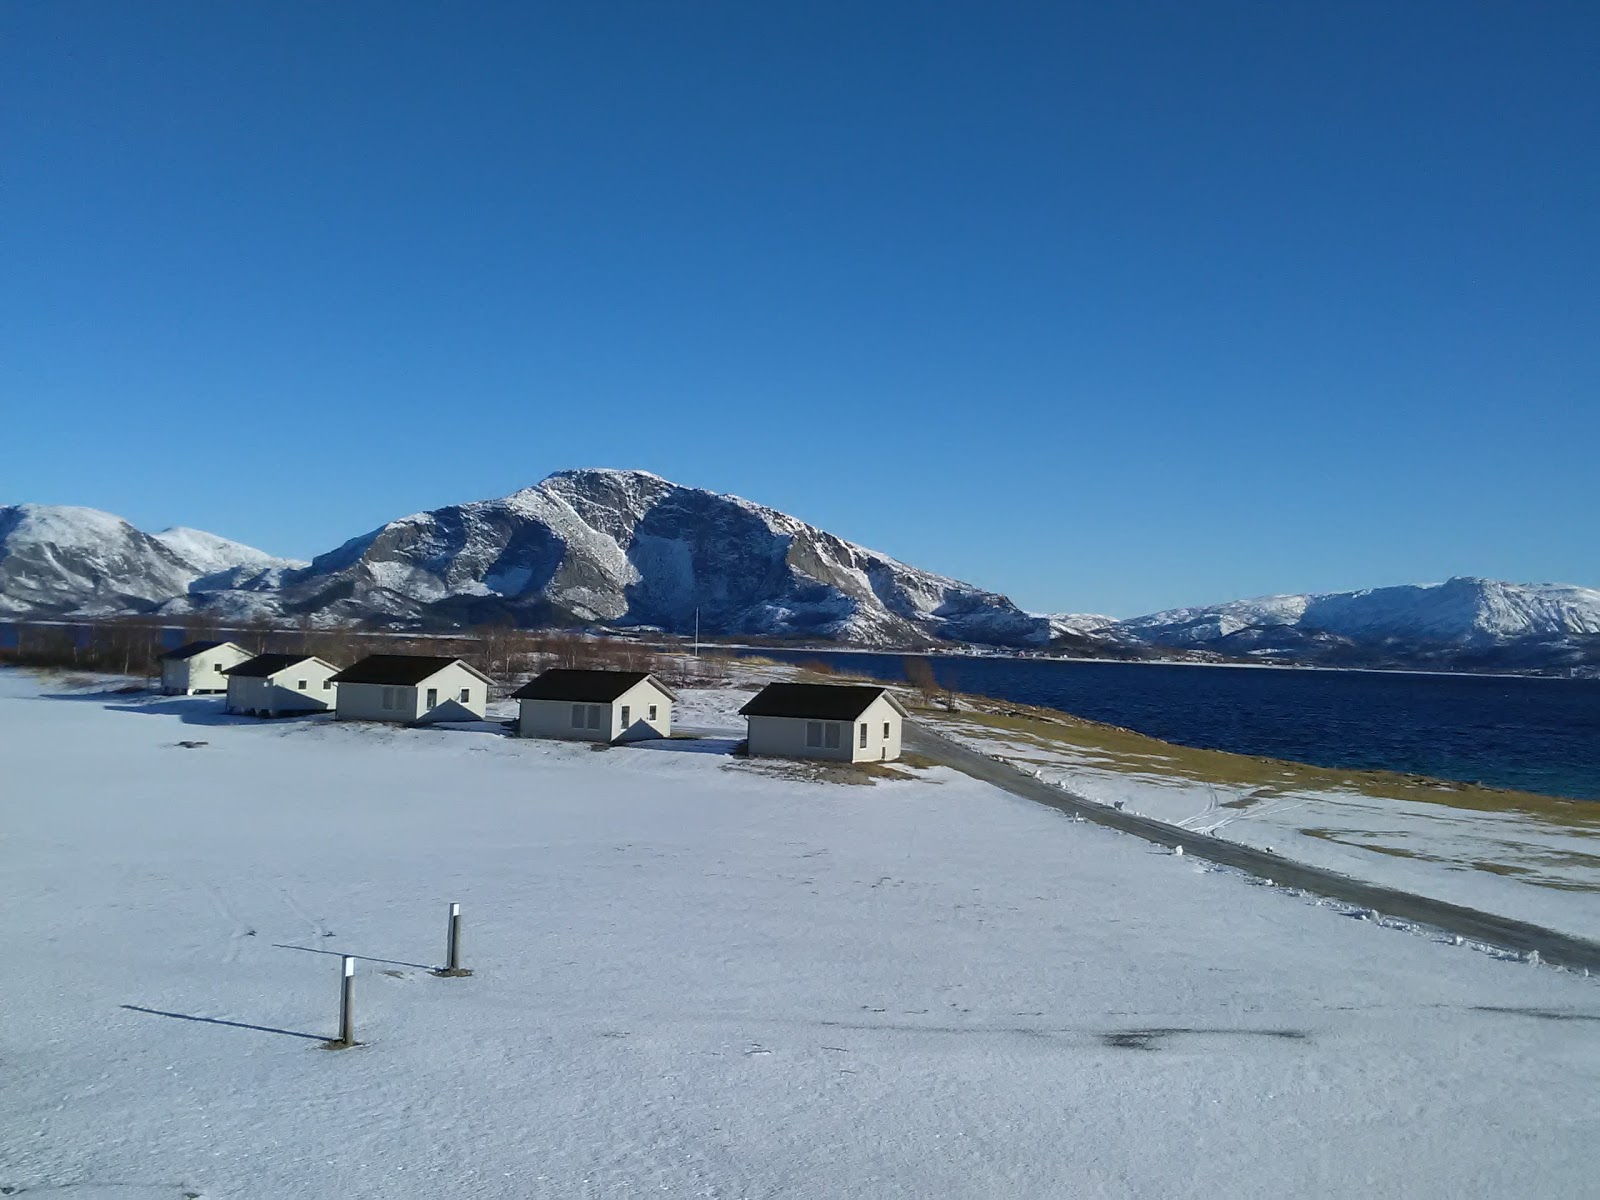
[3,617,1594,682]
[734,657,1598,808]
[722,641,1597,683]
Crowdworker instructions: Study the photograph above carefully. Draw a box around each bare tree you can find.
[903,656,938,707]
[181,609,222,646]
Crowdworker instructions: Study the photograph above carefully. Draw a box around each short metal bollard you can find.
[323,955,358,1049]
[434,902,473,977]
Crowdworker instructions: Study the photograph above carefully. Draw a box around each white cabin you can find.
[224,653,339,717]
[740,683,908,763]
[329,655,492,724]
[160,640,252,695]
[511,668,678,743]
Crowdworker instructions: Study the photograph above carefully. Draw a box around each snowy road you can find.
[907,724,1600,971]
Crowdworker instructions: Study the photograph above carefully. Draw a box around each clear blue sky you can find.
[4,1,1595,616]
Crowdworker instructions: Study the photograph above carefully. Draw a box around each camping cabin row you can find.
[161,644,907,761]
[161,643,492,722]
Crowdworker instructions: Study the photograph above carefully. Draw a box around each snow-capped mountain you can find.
[3,478,1596,674]
[1110,578,1600,672]
[0,505,296,617]
[153,527,305,586]
[191,469,1051,646]
[1038,612,1120,638]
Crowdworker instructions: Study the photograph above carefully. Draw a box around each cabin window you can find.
[883,722,891,739]
[806,722,822,747]
[323,679,332,689]
[426,688,438,709]
[859,723,868,748]
[381,687,397,709]
[459,689,470,703]
[648,705,657,721]
[587,705,604,729]
[572,704,586,728]
[297,679,307,691]
[823,723,841,749]
[620,705,630,727]
[214,663,223,672]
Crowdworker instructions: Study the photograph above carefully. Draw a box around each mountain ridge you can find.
[2,474,1596,675]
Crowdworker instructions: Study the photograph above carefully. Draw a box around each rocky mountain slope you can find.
[152,527,304,587]
[0,505,298,617]
[1105,578,1600,673]
[184,469,1051,646]
[4,476,1596,673]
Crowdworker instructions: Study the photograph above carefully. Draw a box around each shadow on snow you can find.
[271,943,436,972]
[44,690,334,728]
[121,1004,324,1042]
[632,736,743,756]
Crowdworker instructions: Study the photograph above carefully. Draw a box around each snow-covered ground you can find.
[930,711,1600,943]
[3,668,1599,1199]
[672,683,761,732]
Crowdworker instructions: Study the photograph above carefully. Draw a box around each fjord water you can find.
[742,651,1600,802]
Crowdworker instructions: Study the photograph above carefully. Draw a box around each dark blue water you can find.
[0,621,191,651]
[740,650,1600,802]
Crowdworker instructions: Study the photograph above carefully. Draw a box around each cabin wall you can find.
[162,644,250,695]
[745,715,854,762]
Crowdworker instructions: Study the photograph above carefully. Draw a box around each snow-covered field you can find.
[3,668,1599,1199]
[930,710,1600,943]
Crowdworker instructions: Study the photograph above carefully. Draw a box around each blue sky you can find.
[4,2,1595,617]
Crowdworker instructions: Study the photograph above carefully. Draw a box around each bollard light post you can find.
[434,902,473,978]
[322,955,357,1050]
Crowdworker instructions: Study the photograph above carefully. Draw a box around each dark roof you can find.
[223,653,322,679]
[510,668,679,703]
[329,654,485,686]
[163,640,237,661]
[739,682,903,721]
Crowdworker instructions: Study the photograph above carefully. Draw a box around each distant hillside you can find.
[0,504,294,617]
[1099,578,1600,675]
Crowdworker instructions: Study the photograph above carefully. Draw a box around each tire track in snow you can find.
[907,723,1600,973]
[202,884,254,964]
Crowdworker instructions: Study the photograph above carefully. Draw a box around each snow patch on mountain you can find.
[1121,579,1600,648]
[0,504,196,616]
[234,469,1046,646]
[154,526,305,579]
[1038,612,1120,638]
[0,504,299,617]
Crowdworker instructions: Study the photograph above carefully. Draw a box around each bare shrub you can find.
[904,656,938,707]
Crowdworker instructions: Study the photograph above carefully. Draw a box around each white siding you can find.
[746,715,853,762]
[518,698,606,742]
[226,658,338,716]
[852,694,904,762]
[745,694,904,763]
[516,679,673,742]
[413,662,488,722]
[162,643,251,695]
[334,661,488,724]
[612,678,673,741]
[335,682,416,722]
